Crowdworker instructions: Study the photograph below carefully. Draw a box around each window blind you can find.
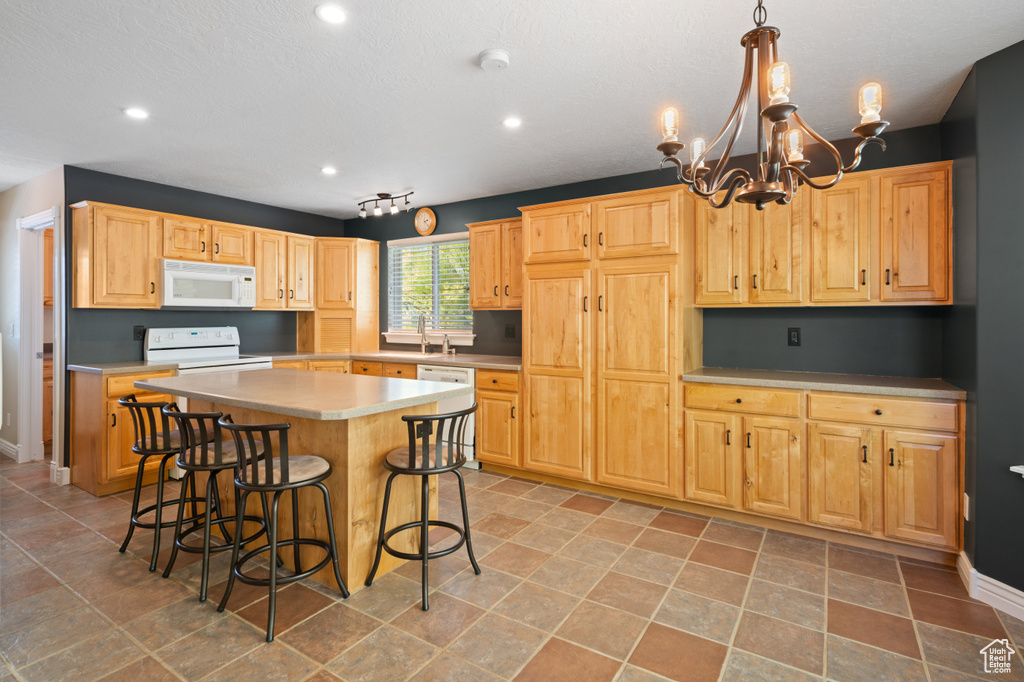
[387,236,472,332]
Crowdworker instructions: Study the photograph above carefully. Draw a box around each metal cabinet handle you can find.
[726,429,731,445]
[734,275,739,290]
[348,291,352,300]
[583,234,588,248]
[279,288,283,300]
[511,406,516,418]
[862,445,868,463]
[889,448,895,466]
[861,269,866,285]
[201,241,206,253]
[150,282,155,294]
[289,289,294,299]
[598,232,603,246]
[505,285,509,296]
[886,269,891,285]
[583,296,589,312]
[111,413,117,427]
[598,295,603,312]
[752,274,758,289]
[494,285,499,297]
[746,432,751,448]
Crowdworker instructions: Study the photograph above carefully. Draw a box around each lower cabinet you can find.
[352,361,383,376]
[684,410,741,508]
[383,362,417,379]
[807,422,880,532]
[883,429,958,548]
[475,370,521,468]
[273,360,308,370]
[307,360,350,373]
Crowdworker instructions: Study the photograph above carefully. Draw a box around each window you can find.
[386,233,473,343]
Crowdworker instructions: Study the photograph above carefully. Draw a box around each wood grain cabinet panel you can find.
[598,379,676,496]
[807,393,957,432]
[469,222,502,309]
[522,204,591,264]
[523,269,590,374]
[807,422,880,532]
[352,361,382,376]
[476,369,520,392]
[502,221,524,307]
[254,230,287,310]
[880,167,950,302]
[524,374,590,480]
[164,218,208,261]
[87,205,163,308]
[810,176,871,302]
[316,239,354,309]
[383,362,417,379]
[287,235,315,309]
[594,190,678,259]
[43,228,53,308]
[307,360,351,373]
[884,430,958,547]
[684,384,801,417]
[695,201,745,305]
[684,410,742,508]
[209,223,251,265]
[477,389,520,468]
[273,360,308,369]
[749,193,804,304]
[743,417,803,520]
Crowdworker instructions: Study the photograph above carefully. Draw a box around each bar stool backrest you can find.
[162,404,232,468]
[401,403,478,471]
[218,416,292,486]
[118,394,175,454]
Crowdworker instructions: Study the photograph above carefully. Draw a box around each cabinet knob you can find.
[875,409,882,415]
[735,398,742,404]
[492,379,497,384]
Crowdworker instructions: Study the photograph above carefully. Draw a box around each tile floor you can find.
[2,455,1023,681]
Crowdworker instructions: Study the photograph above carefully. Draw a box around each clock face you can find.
[414,207,436,235]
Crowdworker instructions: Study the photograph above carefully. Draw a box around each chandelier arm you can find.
[781,113,848,189]
[705,40,757,193]
[691,167,753,200]
[659,156,688,184]
[841,137,887,173]
[707,174,748,209]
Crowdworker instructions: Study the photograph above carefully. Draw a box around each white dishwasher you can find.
[416,365,478,468]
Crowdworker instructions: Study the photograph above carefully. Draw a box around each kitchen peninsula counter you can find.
[135,369,474,592]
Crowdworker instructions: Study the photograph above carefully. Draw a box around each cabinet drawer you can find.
[384,363,418,379]
[476,369,520,392]
[808,393,957,432]
[684,384,801,417]
[353,361,383,376]
[273,360,307,369]
[106,371,175,399]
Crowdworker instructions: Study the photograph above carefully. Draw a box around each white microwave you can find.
[161,259,256,308]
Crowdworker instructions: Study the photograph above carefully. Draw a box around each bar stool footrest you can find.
[233,538,334,587]
[131,495,201,531]
[381,520,466,562]
[173,514,268,556]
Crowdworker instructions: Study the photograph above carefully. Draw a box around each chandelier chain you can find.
[753,0,767,27]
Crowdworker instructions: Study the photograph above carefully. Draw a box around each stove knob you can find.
[168,333,175,339]
[228,333,234,339]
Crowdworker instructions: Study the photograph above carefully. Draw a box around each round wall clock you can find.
[414,207,436,236]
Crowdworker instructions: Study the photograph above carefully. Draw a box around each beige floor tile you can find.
[122,596,226,650]
[556,600,647,659]
[328,625,438,682]
[208,641,319,682]
[407,653,503,681]
[529,555,607,596]
[18,629,144,682]
[587,571,668,618]
[558,534,626,569]
[277,603,380,664]
[828,570,911,617]
[612,547,685,586]
[440,565,522,608]
[723,650,823,682]
[827,635,927,682]
[391,592,485,647]
[0,605,109,669]
[155,616,263,680]
[447,613,547,678]
[674,561,750,606]
[753,553,827,594]
[745,579,825,630]
[654,588,741,644]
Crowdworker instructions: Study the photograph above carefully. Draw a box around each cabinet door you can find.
[316,239,354,309]
[502,221,524,308]
[523,204,591,264]
[749,193,804,304]
[476,389,520,467]
[287,236,315,309]
[880,168,950,302]
[684,410,742,508]
[695,201,745,305]
[810,176,871,302]
[163,218,209,261]
[743,417,803,519]
[594,190,678,259]
[596,263,679,497]
[383,363,417,379]
[92,206,162,308]
[254,230,286,310]
[209,223,251,265]
[469,223,502,309]
[308,360,350,373]
[884,430,958,548]
[105,395,172,483]
[523,269,592,480]
[273,360,308,369]
[353,361,383,376]
[43,228,53,307]
[807,422,880,532]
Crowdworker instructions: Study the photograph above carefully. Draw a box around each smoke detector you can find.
[478,48,511,72]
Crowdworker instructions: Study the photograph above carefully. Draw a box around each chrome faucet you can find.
[417,314,430,354]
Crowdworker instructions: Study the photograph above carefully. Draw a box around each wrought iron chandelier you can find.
[358,191,414,218]
[657,0,889,210]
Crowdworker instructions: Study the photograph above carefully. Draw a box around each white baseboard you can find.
[958,551,1024,622]
[0,438,18,460]
[49,461,70,486]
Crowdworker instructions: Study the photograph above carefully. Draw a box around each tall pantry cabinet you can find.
[520,187,700,498]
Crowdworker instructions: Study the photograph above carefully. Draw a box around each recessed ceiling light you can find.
[315,3,346,24]
[503,117,522,129]
[123,107,149,120]
[321,166,337,175]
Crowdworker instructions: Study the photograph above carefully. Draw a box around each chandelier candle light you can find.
[358,192,414,219]
[657,0,889,210]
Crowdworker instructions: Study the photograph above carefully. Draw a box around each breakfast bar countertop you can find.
[134,368,474,420]
[684,367,967,400]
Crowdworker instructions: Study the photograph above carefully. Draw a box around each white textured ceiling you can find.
[2,1,1023,218]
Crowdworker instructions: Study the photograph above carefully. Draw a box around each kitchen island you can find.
[135,368,474,592]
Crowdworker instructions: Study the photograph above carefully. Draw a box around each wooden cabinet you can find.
[522,203,591,264]
[749,194,805,304]
[42,360,52,448]
[743,416,803,519]
[684,410,742,508]
[254,230,287,310]
[163,217,208,261]
[808,422,880,532]
[209,222,251,265]
[287,235,315,309]
[810,174,872,303]
[316,239,354,309]
[469,219,523,310]
[476,369,521,468]
[308,360,350,373]
[273,360,308,369]
[70,369,176,496]
[523,268,592,480]
[594,190,678,259]
[883,430,958,547]
[880,166,950,302]
[383,362,417,379]
[695,200,745,305]
[352,361,383,376]
[43,228,53,307]
[73,202,163,309]
[299,238,379,353]
[595,261,680,497]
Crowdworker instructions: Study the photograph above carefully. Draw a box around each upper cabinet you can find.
[691,161,953,307]
[468,218,523,310]
[287,235,315,309]
[73,202,162,309]
[163,217,208,260]
[253,229,287,310]
[594,190,678,259]
[522,203,591,264]
[209,222,252,265]
[315,239,353,309]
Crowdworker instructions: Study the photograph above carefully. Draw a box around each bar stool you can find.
[216,416,349,642]
[118,394,199,571]
[160,405,271,602]
[365,404,480,610]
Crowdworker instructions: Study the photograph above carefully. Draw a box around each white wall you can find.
[0,167,63,453]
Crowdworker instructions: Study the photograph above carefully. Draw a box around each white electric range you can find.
[144,326,273,374]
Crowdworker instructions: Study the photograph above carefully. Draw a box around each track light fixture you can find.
[358,192,414,219]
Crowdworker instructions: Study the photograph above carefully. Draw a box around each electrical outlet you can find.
[788,327,801,346]
[133,326,146,341]
[5,413,9,427]
[505,324,516,340]
[964,492,970,521]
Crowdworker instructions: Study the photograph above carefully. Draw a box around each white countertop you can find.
[134,369,474,420]
[684,368,966,400]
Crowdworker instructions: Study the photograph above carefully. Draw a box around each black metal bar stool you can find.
[216,416,349,642]
[117,394,200,571]
[160,405,271,602]
[365,403,480,610]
